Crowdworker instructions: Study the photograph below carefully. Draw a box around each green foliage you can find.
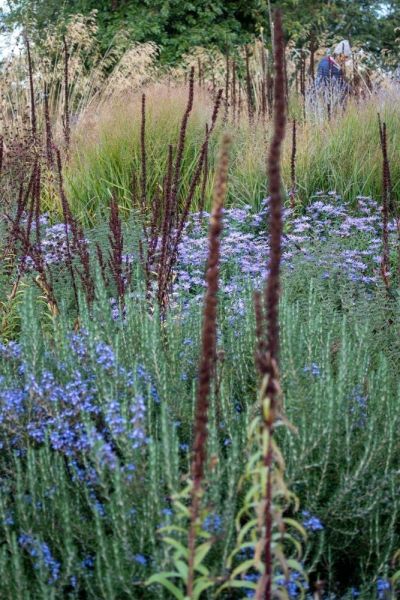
[146,485,216,600]
[0,260,398,596]
[64,91,400,222]
[219,406,307,598]
[2,0,268,63]
[3,0,400,64]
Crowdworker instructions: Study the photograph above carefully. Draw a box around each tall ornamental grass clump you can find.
[64,86,220,223]
[65,85,400,218]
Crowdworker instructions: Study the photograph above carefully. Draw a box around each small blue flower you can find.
[303,363,321,377]
[133,553,147,566]
[203,513,223,533]
[81,555,95,570]
[301,511,324,532]
[376,578,391,599]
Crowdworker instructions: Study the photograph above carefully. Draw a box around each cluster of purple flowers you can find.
[301,511,324,532]
[202,513,223,534]
[349,385,368,429]
[376,578,391,599]
[303,363,322,377]
[18,534,61,584]
[0,332,151,465]
[171,193,395,303]
[22,219,89,271]
[275,571,310,598]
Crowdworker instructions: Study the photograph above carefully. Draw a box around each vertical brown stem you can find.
[0,135,3,179]
[232,60,237,124]
[224,53,230,122]
[289,119,297,208]
[24,34,37,142]
[245,45,254,125]
[255,9,287,600]
[141,93,147,214]
[171,67,195,224]
[378,117,391,290]
[199,124,209,217]
[63,35,71,152]
[44,84,54,168]
[187,134,231,598]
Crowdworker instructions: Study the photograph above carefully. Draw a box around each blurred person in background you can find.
[316,40,352,105]
[317,40,351,85]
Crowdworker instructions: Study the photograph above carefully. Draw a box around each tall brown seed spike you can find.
[187,134,231,598]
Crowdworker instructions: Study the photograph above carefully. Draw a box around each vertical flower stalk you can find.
[187,134,231,598]
[63,35,71,152]
[170,67,195,223]
[157,89,223,313]
[224,52,230,122]
[265,9,286,377]
[255,9,287,600]
[55,149,78,307]
[43,84,54,168]
[260,42,267,121]
[24,34,37,143]
[108,195,127,302]
[199,124,209,218]
[141,93,147,214]
[232,60,237,124]
[289,119,297,208]
[378,116,391,290]
[0,135,3,179]
[245,45,254,124]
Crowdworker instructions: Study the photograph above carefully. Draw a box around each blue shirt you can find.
[317,56,343,83]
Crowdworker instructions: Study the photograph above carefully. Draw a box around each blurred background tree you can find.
[1,0,399,65]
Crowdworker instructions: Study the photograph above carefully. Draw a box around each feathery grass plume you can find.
[258,9,287,599]
[289,118,297,208]
[63,35,71,152]
[378,116,391,290]
[187,133,231,598]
